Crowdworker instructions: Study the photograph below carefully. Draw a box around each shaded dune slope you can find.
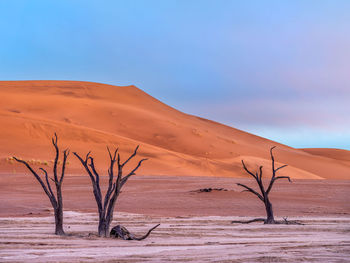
[0,81,349,179]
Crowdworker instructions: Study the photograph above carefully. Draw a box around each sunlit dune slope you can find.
[301,148,350,166]
[0,80,349,179]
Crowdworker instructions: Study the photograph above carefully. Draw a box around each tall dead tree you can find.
[234,146,291,224]
[13,133,69,235]
[74,146,147,237]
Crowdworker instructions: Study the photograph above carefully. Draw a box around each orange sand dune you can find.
[301,148,350,166]
[0,80,349,179]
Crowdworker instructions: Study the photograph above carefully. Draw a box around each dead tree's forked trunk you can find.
[74,146,147,237]
[233,146,291,224]
[13,133,69,235]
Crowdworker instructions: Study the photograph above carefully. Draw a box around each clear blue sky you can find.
[1,0,349,150]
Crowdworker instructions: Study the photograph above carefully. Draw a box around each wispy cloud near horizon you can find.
[182,95,350,149]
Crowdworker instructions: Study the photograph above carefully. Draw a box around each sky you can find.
[0,0,349,150]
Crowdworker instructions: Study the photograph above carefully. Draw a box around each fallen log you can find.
[231,217,304,225]
[110,224,160,240]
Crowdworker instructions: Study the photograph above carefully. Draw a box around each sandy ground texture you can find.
[0,211,349,262]
[1,175,349,218]
[0,174,349,262]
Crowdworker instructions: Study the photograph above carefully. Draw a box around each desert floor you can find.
[0,212,349,262]
[0,174,349,262]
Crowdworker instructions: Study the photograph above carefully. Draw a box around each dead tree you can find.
[233,146,291,224]
[13,133,69,235]
[74,146,147,237]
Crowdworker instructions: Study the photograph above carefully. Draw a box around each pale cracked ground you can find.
[0,212,349,262]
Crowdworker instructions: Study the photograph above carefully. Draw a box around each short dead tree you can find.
[13,133,69,235]
[232,146,297,225]
[74,146,147,237]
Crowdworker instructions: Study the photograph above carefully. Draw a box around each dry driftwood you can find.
[13,133,69,235]
[231,217,303,225]
[110,224,160,240]
[74,146,147,237]
[192,188,228,193]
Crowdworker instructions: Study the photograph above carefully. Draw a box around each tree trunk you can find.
[54,185,65,235]
[98,218,109,237]
[54,207,65,235]
[98,207,115,237]
[264,198,275,224]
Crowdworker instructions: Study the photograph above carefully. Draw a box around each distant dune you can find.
[0,80,349,179]
[301,148,350,165]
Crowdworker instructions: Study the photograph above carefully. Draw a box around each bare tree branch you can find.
[121,145,139,167]
[60,149,69,184]
[232,218,266,224]
[270,146,276,165]
[88,157,102,200]
[241,160,258,179]
[73,152,96,184]
[258,166,263,182]
[275,164,288,172]
[130,223,160,241]
[52,133,59,184]
[121,158,148,187]
[275,176,291,182]
[107,146,118,162]
[13,157,52,199]
[39,167,56,206]
[256,165,266,195]
[74,152,102,214]
[104,147,118,215]
[236,183,264,202]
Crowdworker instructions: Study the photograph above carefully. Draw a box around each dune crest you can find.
[0,80,349,179]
